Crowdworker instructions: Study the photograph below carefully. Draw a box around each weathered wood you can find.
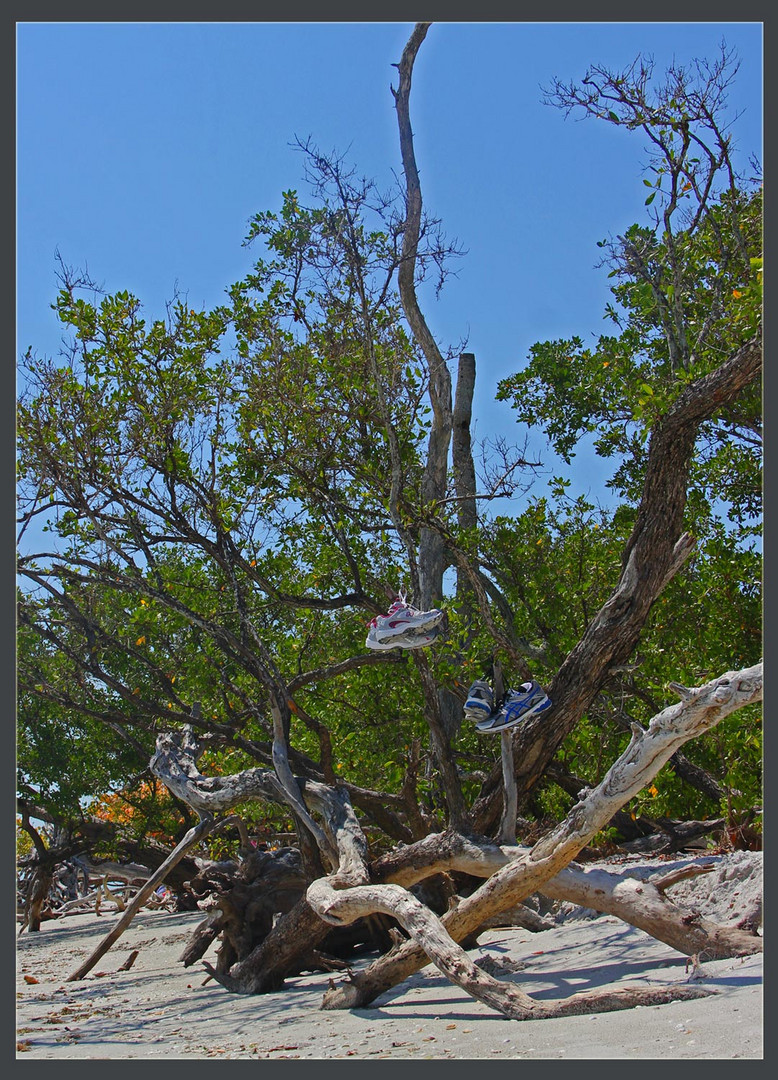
[199,784,374,993]
[179,909,224,968]
[118,950,139,971]
[148,663,760,1003]
[269,698,339,869]
[332,830,761,1010]
[55,889,104,916]
[74,856,153,883]
[20,864,55,934]
[317,663,761,1016]
[619,818,727,854]
[196,847,310,976]
[309,873,711,1020]
[604,700,726,805]
[544,862,761,959]
[206,897,332,994]
[150,727,286,813]
[452,352,478,534]
[369,829,761,957]
[544,760,726,849]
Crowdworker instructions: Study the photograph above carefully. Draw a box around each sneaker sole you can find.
[371,610,444,641]
[464,703,493,721]
[475,695,551,733]
[366,633,438,651]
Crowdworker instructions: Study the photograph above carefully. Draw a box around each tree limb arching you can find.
[368,832,761,959]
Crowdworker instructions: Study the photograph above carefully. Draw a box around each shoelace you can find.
[367,592,411,629]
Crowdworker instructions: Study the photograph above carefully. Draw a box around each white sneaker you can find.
[368,596,444,642]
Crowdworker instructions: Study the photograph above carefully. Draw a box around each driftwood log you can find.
[178,846,395,980]
[308,664,762,1019]
[136,662,762,1018]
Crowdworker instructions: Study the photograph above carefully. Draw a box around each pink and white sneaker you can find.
[367,595,444,642]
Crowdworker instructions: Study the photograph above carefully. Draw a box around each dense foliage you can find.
[17,39,761,862]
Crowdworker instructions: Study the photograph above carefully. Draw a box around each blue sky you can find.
[16,20,763,511]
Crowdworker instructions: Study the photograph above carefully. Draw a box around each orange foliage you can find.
[88,781,186,844]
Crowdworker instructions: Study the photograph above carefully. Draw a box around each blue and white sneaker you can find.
[463,679,494,723]
[475,681,551,734]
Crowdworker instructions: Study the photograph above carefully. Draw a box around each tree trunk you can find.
[22,863,56,933]
[452,352,478,535]
[472,334,762,833]
[393,21,452,611]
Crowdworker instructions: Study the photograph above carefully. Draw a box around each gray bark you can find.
[143,664,760,1007]
[325,814,761,1009]
[315,663,761,1016]
[452,352,478,534]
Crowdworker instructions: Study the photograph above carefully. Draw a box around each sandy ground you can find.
[16,852,763,1061]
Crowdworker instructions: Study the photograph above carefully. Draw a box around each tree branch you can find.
[393,22,452,607]
[322,663,761,1012]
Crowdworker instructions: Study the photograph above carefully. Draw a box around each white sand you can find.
[16,852,763,1060]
